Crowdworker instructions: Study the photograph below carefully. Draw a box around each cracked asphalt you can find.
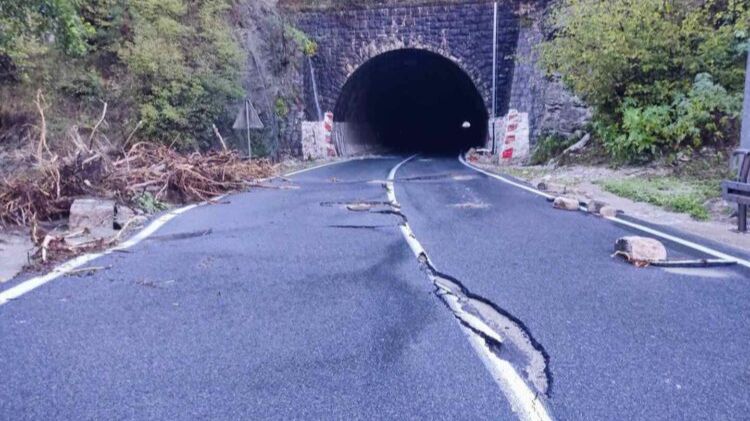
[1,156,749,420]
[396,157,750,420]
[0,158,513,420]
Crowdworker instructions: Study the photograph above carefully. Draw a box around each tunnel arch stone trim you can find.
[341,41,489,110]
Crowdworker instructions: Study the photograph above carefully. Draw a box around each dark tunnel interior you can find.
[333,49,489,155]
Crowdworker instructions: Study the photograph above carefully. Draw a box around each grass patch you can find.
[598,177,721,220]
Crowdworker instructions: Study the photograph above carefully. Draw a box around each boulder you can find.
[586,199,607,214]
[614,236,667,267]
[599,206,618,218]
[69,198,115,232]
[553,196,580,211]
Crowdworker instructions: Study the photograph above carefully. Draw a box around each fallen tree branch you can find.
[88,100,108,150]
[34,89,47,163]
[124,120,143,147]
[212,124,228,151]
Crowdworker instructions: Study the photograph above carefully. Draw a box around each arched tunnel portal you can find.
[333,49,489,155]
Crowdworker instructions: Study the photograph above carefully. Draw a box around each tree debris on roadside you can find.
[1,138,276,266]
[107,142,274,203]
[1,143,275,227]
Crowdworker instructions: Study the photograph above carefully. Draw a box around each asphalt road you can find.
[1,156,749,420]
[396,156,750,420]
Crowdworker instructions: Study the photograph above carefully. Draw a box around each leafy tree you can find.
[0,0,92,75]
[540,0,749,162]
[119,0,246,149]
[1,0,245,150]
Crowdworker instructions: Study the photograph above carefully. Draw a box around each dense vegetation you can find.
[541,0,749,162]
[0,0,246,150]
[278,0,470,11]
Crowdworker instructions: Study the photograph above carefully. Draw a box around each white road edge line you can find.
[458,154,750,270]
[0,157,359,306]
[389,155,553,421]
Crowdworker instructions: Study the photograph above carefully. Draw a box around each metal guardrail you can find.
[722,149,750,232]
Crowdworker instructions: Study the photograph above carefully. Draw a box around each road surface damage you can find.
[324,193,552,402]
[386,157,554,421]
[422,258,551,396]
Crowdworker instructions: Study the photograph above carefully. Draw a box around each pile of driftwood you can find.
[1,91,277,267]
[0,154,104,226]
[108,142,274,203]
[0,142,275,227]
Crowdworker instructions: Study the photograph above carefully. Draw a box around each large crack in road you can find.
[317,157,555,420]
[385,155,555,421]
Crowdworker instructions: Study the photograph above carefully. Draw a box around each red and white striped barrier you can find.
[323,112,337,158]
[301,112,338,160]
[498,110,529,164]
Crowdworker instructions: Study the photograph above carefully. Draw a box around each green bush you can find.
[120,0,246,149]
[285,25,318,57]
[134,191,169,213]
[604,74,743,162]
[670,73,742,148]
[275,97,289,117]
[0,0,246,150]
[541,0,749,162]
[607,104,671,162]
[0,0,93,73]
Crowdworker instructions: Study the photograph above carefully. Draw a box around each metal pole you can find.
[251,99,253,159]
[741,45,750,150]
[733,46,749,231]
[491,1,498,154]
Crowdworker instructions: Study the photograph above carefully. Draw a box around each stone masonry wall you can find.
[508,3,591,143]
[292,0,519,118]
[286,0,591,150]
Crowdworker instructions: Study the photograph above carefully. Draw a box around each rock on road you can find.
[1,156,749,420]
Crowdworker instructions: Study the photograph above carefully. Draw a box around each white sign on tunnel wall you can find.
[301,112,338,160]
[491,109,530,165]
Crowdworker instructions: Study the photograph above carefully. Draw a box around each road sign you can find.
[233,99,264,130]
[233,98,264,159]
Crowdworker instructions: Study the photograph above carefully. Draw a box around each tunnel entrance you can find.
[334,49,488,155]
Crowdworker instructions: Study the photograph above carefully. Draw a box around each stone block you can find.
[69,198,115,232]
